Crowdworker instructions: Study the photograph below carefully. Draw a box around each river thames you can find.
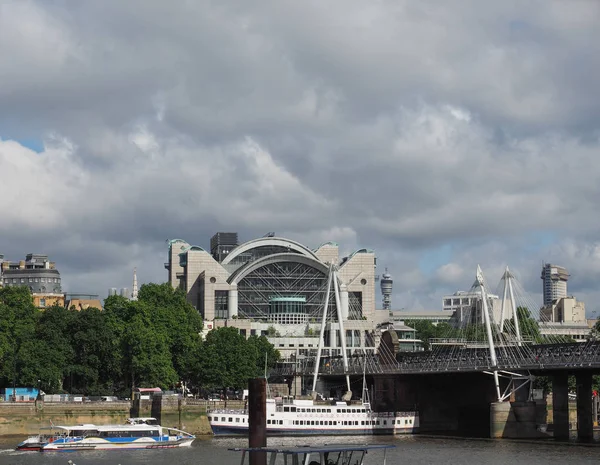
[1,434,599,465]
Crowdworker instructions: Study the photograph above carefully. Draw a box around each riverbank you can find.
[0,399,215,436]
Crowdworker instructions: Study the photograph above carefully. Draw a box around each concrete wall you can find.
[0,400,212,437]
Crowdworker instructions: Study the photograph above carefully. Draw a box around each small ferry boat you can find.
[16,417,195,451]
[209,396,418,436]
[230,443,395,465]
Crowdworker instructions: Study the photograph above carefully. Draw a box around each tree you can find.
[69,307,122,395]
[21,304,76,392]
[0,287,39,392]
[247,335,280,377]
[199,327,257,393]
[510,307,542,343]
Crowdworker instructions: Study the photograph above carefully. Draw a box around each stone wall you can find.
[0,400,213,437]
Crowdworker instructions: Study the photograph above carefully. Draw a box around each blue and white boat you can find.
[17,417,195,451]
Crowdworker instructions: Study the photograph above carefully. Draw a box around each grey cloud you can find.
[1,0,599,309]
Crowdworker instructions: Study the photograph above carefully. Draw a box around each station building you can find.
[166,233,383,356]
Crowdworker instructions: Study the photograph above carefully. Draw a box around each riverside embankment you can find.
[0,398,229,436]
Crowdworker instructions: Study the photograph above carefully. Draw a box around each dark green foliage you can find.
[198,327,257,390]
[0,283,279,396]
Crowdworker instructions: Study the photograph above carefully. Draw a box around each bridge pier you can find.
[552,373,570,441]
[576,372,593,443]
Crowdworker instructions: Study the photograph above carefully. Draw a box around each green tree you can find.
[69,307,122,395]
[507,307,542,343]
[20,304,77,392]
[247,335,280,377]
[0,287,39,391]
[199,327,257,393]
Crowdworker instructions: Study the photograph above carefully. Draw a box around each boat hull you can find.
[211,425,417,436]
[41,437,195,451]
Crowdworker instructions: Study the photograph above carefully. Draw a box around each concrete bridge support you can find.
[552,373,569,440]
[576,372,593,443]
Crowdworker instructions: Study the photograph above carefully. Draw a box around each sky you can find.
[1,1,600,314]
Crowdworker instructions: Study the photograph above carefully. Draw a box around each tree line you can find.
[0,284,279,397]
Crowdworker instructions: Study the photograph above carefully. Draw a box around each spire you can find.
[132,267,138,301]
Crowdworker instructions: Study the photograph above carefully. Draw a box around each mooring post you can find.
[130,391,141,419]
[151,392,163,426]
[248,378,267,465]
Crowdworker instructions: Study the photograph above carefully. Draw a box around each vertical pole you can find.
[478,266,501,401]
[499,268,509,332]
[312,266,332,394]
[333,269,351,393]
[248,378,267,465]
[507,270,522,345]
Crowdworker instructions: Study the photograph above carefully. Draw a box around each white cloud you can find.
[1,0,599,309]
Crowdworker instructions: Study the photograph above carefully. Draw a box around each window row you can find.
[3,277,60,284]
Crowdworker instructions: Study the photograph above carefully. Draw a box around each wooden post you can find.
[248,378,267,465]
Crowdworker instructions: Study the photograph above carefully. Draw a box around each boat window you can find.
[383,420,387,425]
[327,409,331,413]
[236,418,240,423]
[207,417,211,421]
[290,407,296,412]
[267,420,271,424]
[284,407,289,412]
[409,419,412,424]
[279,420,283,425]
[362,409,365,413]
[361,421,364,425]
[221,417,226,421]
[228,418,233,422]
[316,408,320,413]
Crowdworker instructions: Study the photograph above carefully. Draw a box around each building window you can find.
[20,278,25,283]
[12,279,17,284]
[214,290,228,319]
[40,298,46,308]
[41,278,45,283]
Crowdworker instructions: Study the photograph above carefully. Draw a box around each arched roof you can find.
[221,237,319,265]
[228,253,329,285]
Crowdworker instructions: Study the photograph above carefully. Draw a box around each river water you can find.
[0,434,599,465]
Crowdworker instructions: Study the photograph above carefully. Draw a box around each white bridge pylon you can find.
[475,265,534,402]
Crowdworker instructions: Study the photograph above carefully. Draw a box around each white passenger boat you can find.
[209,396,418,436]
[230,443,395,465]
[16,417,195,451]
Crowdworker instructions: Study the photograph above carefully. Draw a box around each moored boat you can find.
[209,396,418,436]
[16,417,195,451]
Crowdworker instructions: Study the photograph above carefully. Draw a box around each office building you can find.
[541,264,569,306]
[0,254,64,308]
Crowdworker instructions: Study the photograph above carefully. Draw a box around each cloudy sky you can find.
[1,1,600,314]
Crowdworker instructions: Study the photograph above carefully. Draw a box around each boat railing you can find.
[208,408,248,415]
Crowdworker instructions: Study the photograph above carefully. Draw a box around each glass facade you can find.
[214,290,228,319]
[237,261,337,321]
[268,296,307,325]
